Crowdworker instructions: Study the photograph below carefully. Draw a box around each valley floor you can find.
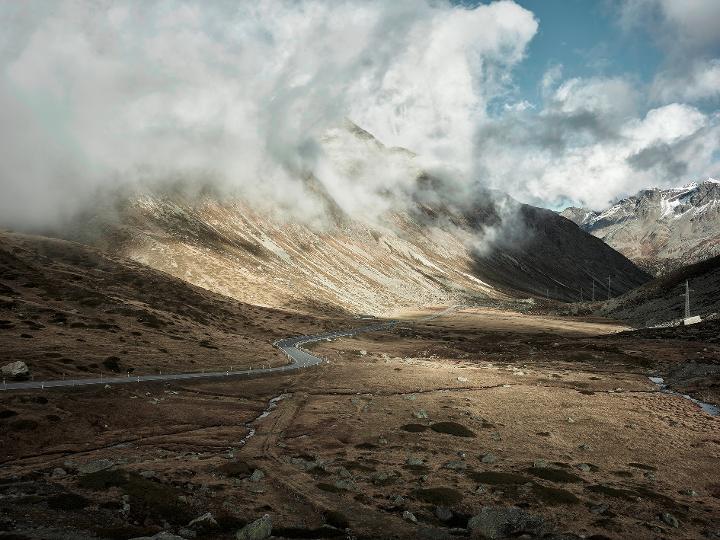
[1,307,719,539]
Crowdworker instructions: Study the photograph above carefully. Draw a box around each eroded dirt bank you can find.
[1,307,719,539]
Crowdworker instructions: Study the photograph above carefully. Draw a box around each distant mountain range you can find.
[561,179,720,275]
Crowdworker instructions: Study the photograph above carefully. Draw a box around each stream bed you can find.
[239,393,292,446]
[648,377,719,416]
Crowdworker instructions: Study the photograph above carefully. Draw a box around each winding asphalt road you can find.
[1,321,398,391]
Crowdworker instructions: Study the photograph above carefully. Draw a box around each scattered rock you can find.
[681,489,698,497]
[576,463,591,472]
[661,512,679,528]
[1,361,29,381]
[457,377,468,383]
[188,512,217,531]
[249,469,265,482]
[403,510,418,523]
[370,471,396,486]
[434,506,453,522]
[236,514,272,540]
[589,504,608,514]
[77,459,114,474]
[406,457,425,467]
[414,409,429,419]
[444,460,466,471]
[481,453,497,464]
[467,506,544,539]
[51,467,67,478]
[533,459,549,468]
[334,479,354,491]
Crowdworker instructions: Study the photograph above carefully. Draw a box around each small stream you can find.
[648,377,719,416]
[238,393,291,446]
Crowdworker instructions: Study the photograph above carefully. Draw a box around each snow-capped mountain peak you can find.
[560,178,720,275]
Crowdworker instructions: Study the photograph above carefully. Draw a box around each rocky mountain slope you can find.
[75,192,648,315]
[597,254,720,327]
[561,179,720,275]
[33,123,647,316]
[0,231,350,380]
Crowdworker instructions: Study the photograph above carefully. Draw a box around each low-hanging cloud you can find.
[475,73,720,210]
[0,0,538,229]
[1,0,718,230]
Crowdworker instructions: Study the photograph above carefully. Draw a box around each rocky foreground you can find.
[1,307,718,539]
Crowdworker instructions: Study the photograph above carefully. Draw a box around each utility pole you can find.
[607,276,611,301]
[684,279,692,318]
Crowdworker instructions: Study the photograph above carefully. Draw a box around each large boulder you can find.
[1,361,29,381]
[467,506,544,539]
[236,514,272,540]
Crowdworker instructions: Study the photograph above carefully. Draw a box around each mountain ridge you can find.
[52,124,650,314]
[561,178,720,275]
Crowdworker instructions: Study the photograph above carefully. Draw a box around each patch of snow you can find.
[660,197,682,218]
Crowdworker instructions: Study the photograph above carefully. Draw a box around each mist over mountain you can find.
[2,1,719,234]
[0,1,538,231]
[46,123,646,315]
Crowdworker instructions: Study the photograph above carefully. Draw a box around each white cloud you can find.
[550,76,639,119]
[474,72,720,210]
[0,0,538,228]
[651,58,720,102]
[618,0,720,106]
[1,0,716,230]
[619,0,720,53]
